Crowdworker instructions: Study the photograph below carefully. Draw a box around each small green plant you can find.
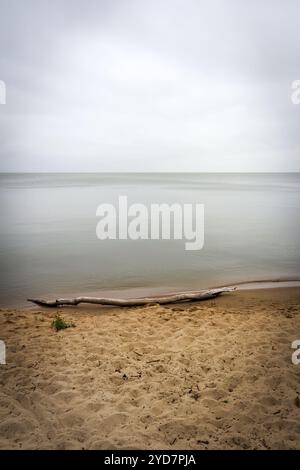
[52,314,75,332]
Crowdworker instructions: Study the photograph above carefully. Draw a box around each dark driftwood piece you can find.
[27,287,235,308]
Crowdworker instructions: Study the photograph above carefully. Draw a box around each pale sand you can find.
[0,287,300,450]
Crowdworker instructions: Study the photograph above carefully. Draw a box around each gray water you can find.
[0,173,300,306]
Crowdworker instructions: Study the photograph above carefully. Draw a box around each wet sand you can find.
[0,287,300,449]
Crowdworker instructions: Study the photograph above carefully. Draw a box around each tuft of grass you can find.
[52,314,75,332]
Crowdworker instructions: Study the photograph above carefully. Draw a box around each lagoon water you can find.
[0,172,300,306]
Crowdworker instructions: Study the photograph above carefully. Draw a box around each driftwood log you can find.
[28,287,235,308]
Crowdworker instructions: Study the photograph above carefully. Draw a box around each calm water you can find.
[0,173,300,306]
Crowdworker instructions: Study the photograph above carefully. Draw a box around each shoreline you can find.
[1,286,300,449]
[2,277,300,310]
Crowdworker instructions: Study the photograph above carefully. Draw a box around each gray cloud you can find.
[0,0,299,171]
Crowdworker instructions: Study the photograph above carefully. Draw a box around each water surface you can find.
[0,173,300,306]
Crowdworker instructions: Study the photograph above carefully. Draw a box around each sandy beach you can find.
[0,287,300,450]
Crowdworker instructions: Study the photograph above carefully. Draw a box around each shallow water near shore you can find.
[0,172,300,307]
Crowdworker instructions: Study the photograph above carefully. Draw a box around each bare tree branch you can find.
[27,287,235,308]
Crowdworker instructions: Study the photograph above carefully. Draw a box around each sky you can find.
[0,0,299,172]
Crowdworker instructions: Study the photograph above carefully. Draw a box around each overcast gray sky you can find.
[0,0,299,172]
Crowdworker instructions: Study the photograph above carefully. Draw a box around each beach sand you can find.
[0,287,300,450]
